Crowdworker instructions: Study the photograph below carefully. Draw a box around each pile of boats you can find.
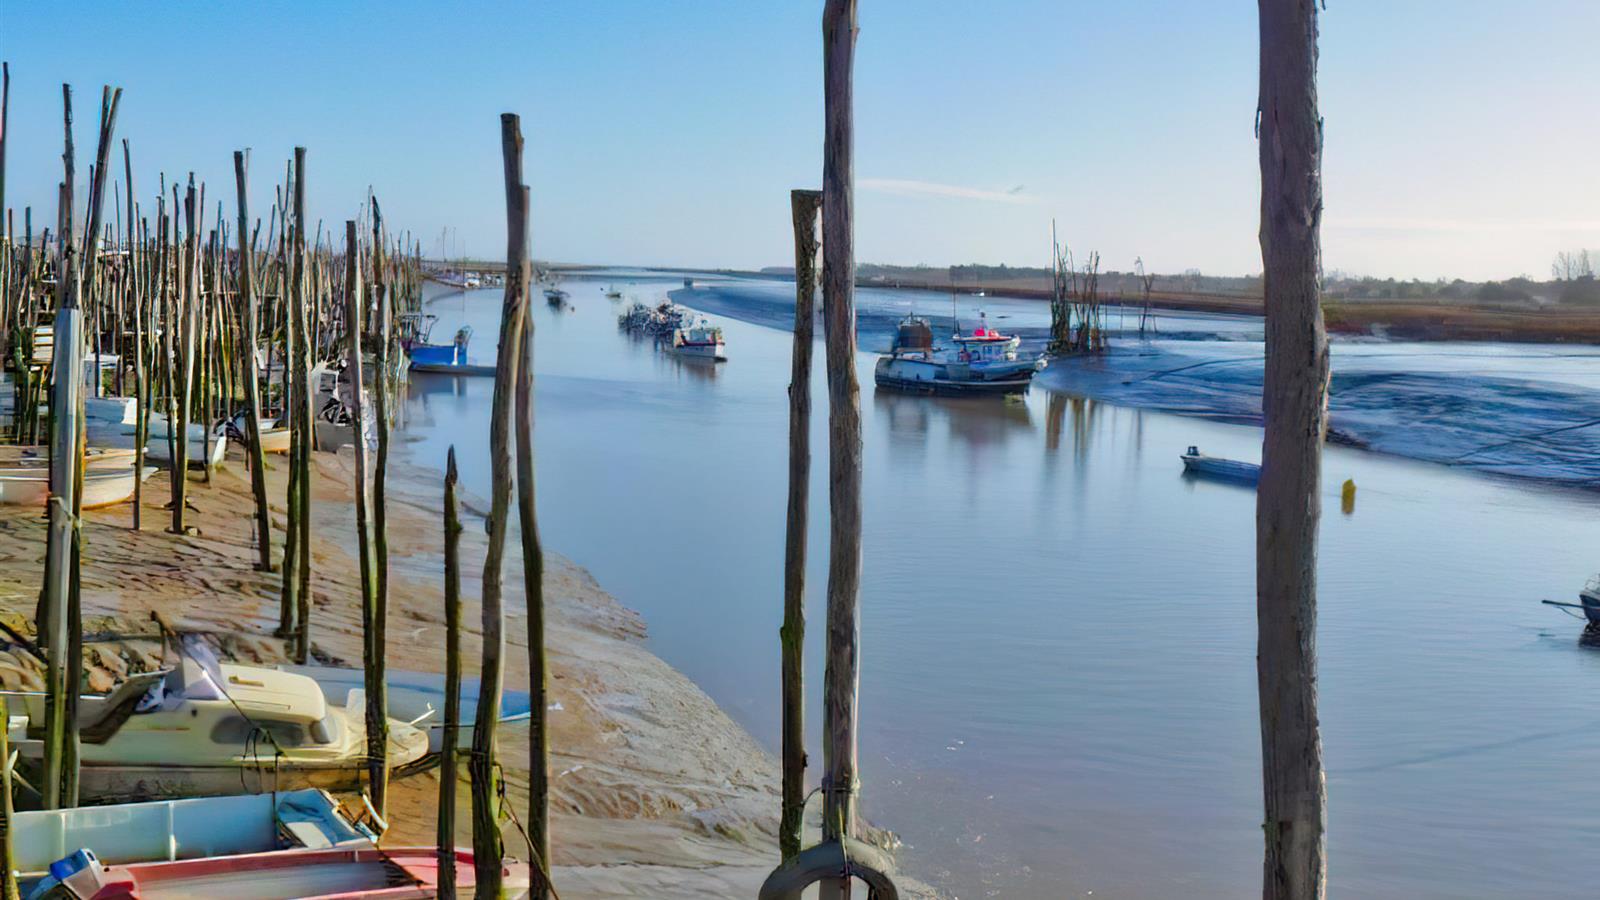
[618,301,689,336]
[0,635,536,897]
[874,312,1044,395]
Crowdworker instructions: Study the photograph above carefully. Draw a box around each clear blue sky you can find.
[4,1,1598,281]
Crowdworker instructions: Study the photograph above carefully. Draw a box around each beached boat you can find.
[1179,446,1261,483]
[5,642,430,803]
[405,324,496,377]
[226,413,291,454]
[11,789,375,883]
[873,313,1043,395]
[670,320,727,361]
[0,464,154,509]
[136,421,229,469]
[0,446,137,471]
[58,846,530,899]
[281,664,535,755]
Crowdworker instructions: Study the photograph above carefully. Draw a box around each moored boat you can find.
[604,284,623,299]
[49,847,529,899]
[12,789,375,883]
[405,324,496,376]
[0,464,155,509]
[135,421,229,469]
[5,641,430,803]
[543,287,569,307]
[670,319,726,361]
[1179,446,1261,483]
[873,312,1043,395]
[280,663,535,755]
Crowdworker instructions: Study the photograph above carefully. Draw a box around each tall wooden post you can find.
[0,696,16,900]
[42,302,82,811]
[345,220,387,816]
[235,151,274,570]
[471,112,532,898]
[514,197,549,893]
[780,189,821,862]
[439,447,464,900]
[820,2,861,897]
[124,141,145,531]
[1255,2,1329,898]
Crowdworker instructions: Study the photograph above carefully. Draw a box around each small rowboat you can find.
[61,847,530,899]
[1180,446,1261,484]
[0,465,154,509]
[13,789,374,882]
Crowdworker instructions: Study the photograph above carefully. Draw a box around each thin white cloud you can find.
[860,178,1038,205]
[1326,216,1600,234]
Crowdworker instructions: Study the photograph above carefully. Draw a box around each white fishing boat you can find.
[0,464,154,509]
[604,284,623,299]
[135,421,229,469]
[1179,446,1261,483]
[11,789,375,883]
[280,664,536,755]
[5,642,430,803]
[0,446,137,471]
[670,319,727,361]
[310,362,378,451]
[874,313,1043,395]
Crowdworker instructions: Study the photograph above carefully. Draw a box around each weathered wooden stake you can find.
[439,446,463,900]
[1255,2,1329,898]
[820,3,861,896]
[780,188,821,862]
[345,220,387,816]
[0,696,16,900]
[470,111,531,900]
[513,184,549,896]
[235,151,274,570]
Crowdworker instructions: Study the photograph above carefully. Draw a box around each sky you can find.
[3,1,1600,281]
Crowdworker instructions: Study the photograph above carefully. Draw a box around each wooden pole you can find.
[779,188,821,862]
[1255,2,1329,898]
[470,112,531,899]
[819,3,861,896]
[42,302,82,811]
[235,151,273,569]
[345,220,387,816]
[439,446,463,900]
[369,201,394,825]
[124,142,145,531]
[513,185,549,895]
[290,148,313,663]
[169,179,198,534]
[0,696,16,900]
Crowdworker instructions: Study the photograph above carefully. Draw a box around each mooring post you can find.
[471,112,532,897]
[1255,1,1330,898]
[439,447,463,900]
[0,696,16,900]
[819,1,862,896]
[344,220,387,817]
[42,298,83,810]
[780,188,821,862]
[235,150,274,570]
[512,176,549,895]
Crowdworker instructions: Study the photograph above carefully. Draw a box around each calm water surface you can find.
[398,276,1600,899]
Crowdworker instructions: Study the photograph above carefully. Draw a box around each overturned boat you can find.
[5,643,429,803]
[874,313,1043,395]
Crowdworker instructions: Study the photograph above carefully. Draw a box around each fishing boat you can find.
[604,284,623,299]
[463,271,482,289]
[0,446,137,471]
[1179,446,1261,483]
[135,421,229,469]
[1541,574,1600,628]
[543,287,569,307]
[0,464,154,509]
[669,319,727,361]
[280,664,535,755]
[5,641,430,803]
[873,312,1043,395]
[405,324,495,377]
[11,789,376,883]
[56,846,530,899]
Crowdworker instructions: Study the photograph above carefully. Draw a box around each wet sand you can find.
[0,443,936,897]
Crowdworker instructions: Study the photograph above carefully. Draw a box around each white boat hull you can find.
[143,429,229,468]
[874,356,1038,394]
[0,465,153,509]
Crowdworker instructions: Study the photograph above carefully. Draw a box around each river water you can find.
[397,273,1600,899]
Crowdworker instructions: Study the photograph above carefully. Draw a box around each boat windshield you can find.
[173,637,226,702]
